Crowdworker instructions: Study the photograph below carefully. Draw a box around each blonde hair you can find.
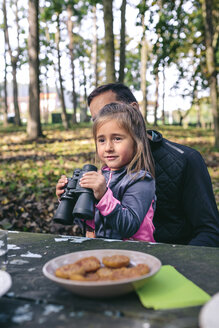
[93,102,155,178]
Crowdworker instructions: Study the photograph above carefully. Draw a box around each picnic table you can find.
[1,231,219,328]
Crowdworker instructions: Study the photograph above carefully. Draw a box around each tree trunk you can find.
[154,70,159,126]
[12,61,21,126]
[3,57,8,127]
[3,14,8,127]
[67,6,77,124]
[140,2,148,121]
[92,5,99,87]
[118,0,126,83]
[44,25,50,124]
[103,0,115,82]
[80,59,89,122]
[27,0,43,139]
[201,0,219,148]
[179,112,183,126]
[81,60,87,107]
[55,14,69,130]
[196,100,202,128]
[3,0,21,126]
[45,78,49,124]
[162,62,165,124]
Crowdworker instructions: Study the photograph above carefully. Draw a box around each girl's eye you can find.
[97,138,105,143]
[114,136,122,141]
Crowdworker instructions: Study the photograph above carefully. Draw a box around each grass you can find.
[0,123,218,233]
[0,123,95,193]
[0,123,218,198]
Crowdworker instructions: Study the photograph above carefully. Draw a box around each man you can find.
[56,83,219,247]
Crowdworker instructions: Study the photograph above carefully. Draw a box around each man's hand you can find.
[79,170,107,200]
[56,175,68,199]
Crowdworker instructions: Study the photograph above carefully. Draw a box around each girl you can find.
[79,102,156,242]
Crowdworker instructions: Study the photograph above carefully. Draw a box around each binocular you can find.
[53,164,97,225]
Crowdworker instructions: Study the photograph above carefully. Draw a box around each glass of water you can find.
[0,230,8,271]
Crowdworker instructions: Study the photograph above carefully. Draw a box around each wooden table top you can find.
[1,231,219,328]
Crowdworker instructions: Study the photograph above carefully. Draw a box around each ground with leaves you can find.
[0,123,218,236]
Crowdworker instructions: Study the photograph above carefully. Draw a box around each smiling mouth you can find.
[105,156,118,160]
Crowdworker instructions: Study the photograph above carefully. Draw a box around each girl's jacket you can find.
[86,166,156,242]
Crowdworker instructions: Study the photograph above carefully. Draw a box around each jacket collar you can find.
[102,165,127,174]
[147,130,163,149]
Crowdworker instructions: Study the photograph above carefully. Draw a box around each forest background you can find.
[0,0,218,235]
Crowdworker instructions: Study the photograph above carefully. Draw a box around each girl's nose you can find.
[105,140,113,151]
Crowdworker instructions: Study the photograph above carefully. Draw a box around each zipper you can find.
[165,141,184,154]
[107,171,112,187]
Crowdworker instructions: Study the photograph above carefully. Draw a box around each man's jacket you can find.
[148,130,219,247]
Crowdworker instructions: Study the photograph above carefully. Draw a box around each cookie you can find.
[102,255,130,268]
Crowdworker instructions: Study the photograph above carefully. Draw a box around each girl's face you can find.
[96,119,135,170]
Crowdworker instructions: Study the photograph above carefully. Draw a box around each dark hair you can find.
[87,83,138,106]
[93,102,155,178]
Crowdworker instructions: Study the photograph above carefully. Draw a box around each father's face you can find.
[89,90,118,119]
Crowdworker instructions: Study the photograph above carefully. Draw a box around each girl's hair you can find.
[93,102,155,178]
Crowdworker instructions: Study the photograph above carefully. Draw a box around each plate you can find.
[0,270,12,297]
[199,292,219,328]
[42,249,161,298]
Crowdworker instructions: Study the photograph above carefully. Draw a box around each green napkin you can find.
[136,265,211,310]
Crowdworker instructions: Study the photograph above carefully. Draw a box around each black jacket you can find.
[148,130,219,247]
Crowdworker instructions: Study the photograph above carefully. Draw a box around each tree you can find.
[201,0,219,148]
[103,0,115,82]
[55,12,69,130]
[138,0,149,121]
[72,33,91,121]
[27,0,43,140]
[118,0,126,83]
[158,0,219,143]
[152,0,175,124]
[154,68,159,126]
[67,5,77,124]
[3,0,22,126]
[39,22,53,124]
[41,0,70,130]
[92,4,99,87]
[2,1,8,127]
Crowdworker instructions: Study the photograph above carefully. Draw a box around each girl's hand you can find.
[79,170,107,200]
[86,231,96,238]
[56,175,68,199]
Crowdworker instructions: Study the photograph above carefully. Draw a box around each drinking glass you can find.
[0,230,8,271]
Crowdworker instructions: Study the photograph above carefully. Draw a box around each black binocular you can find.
[53,164,97,225]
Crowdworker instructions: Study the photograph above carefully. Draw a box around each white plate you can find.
[0,270,12,297]
[199,292,219,328]
[42,249,161,298]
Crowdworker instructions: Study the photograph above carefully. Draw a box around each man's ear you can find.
[130,102,139,110]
